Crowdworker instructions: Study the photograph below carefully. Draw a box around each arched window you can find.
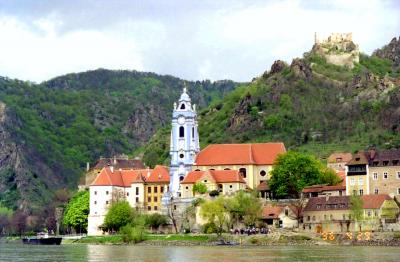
[180,103,186,110]
[179,176,184,181]
[239,168,247,178]
[260,170,266,177]
[179,126,184,138]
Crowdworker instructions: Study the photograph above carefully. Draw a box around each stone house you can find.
[192,143,286,190]
[367,149,400,197]
[302,194,399,233]
[180,169,246,198]
[87,165,169,236]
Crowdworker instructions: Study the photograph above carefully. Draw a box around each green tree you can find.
[193,182,208,195]
[63,191,89,233]
[227,191,262,226]
[269,151,333,198]
[145,213,168,231]
[0,204,13,235]
[104,201,136,231]
[319,168,342,185]
[350,194,364,231]
[200,196,230,236]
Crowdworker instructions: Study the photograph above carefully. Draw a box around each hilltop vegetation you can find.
[0,70,237,211]
[143,38,400,164]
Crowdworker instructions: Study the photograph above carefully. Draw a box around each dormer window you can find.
[393,160,399,165]
[336,157,342,162]
[383,161,389,166]
[180,103,185,110]
[355,157,360,161]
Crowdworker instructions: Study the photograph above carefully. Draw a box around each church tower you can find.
[168,86,200,197]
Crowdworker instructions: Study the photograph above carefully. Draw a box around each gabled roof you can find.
[347,152,369,165]
[327,153,353,163]
[262,205,283,219]
[181,170,246,184]
[194,143,286,166]
[361,194,392,209]
[91,166,169,187]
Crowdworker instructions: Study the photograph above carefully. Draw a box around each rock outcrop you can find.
[373,36,400,66]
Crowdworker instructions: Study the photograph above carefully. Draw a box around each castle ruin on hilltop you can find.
[312,33,360,68]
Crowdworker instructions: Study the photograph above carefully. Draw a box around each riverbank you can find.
[64,231,400,246]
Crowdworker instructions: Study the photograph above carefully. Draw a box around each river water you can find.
[0,243,399,261]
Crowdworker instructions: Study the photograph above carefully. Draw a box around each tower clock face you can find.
[178,116,185,125]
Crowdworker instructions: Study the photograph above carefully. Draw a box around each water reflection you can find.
[1,243,399,262]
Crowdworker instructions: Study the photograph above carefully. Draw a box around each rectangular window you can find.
[350,178,355,185]
[147,206,151,211]
[136,197,139,203]
[373,173,378,180]
[154,186,158,193]
[397,172,400,179]
[367,211,371,217]
[342,214,345,220]
[154,197,158,202]
[106,191,109,195]
[127,192,129,197]
[353,190,357,195]
[324,214,327,220]
[374,188,379,194]
[398,188,400,195]
[161,186,164,193]
[359,189,363,196]
[307,216,310,221]
[94,201,97,205]
[136,187,139,195]
[94,191,97,195]
[383,172,388,179]
[106,201,109,205]
[148,187,151,193]
[358,177,363,185]
[154,206,158,211]
[147,197,151,202]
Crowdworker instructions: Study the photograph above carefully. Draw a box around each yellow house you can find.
[180,170,246,198]
[192,143,286,189]
[346,152,369,195]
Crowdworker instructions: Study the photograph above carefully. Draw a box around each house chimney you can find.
[110,166,114,173]
[86,162,90,172]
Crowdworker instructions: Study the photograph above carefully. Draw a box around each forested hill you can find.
[0,69,238,212]
[142,37,400,166]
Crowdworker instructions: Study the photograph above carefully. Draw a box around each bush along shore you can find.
[64,231,400,246]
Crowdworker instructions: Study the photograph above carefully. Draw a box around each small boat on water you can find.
[22,232,62,245]
[216,239,238,246]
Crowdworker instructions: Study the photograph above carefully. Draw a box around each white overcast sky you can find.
[0,0,399,83]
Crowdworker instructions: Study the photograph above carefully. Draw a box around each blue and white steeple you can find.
[168,86,200,197]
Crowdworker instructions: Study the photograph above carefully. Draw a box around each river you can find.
[1,243,400,261]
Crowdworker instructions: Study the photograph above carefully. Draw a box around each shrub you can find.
[209,190,219,197]
[120,225,146,244]
[193,182,208,195]
[201,222,218,234]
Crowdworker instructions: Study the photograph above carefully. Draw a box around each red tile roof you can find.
[361,194,392,209]
[337,171,346,186]
[91,166,169,187]
[327,153,353,163]
[194,143,286,166]
[181,170,246,184]
[302,184,346,193]
[262,205,283,219]
[303,195,392,212]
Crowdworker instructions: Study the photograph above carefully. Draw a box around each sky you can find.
[0,0,399,83]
